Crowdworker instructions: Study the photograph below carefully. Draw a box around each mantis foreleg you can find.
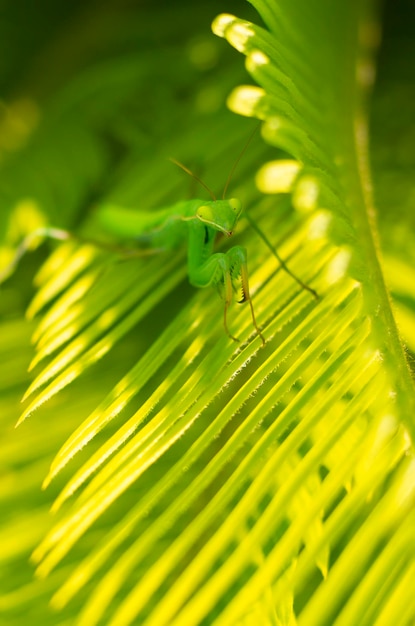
[186,219,265,345]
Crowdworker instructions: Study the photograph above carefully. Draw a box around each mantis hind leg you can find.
[0,225,165,284]
[0,227,71,283]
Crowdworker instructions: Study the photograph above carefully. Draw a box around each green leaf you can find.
[1,1,415,625]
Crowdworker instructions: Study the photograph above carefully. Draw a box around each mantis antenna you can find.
[169,122,260,202]
[222,123,260,200]
[169,158,217,201]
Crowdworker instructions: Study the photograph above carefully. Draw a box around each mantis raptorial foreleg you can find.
[186,223,264,344]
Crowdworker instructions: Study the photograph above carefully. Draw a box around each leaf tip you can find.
[211,13,236,38]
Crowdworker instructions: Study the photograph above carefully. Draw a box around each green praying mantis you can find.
[1,135,317,346]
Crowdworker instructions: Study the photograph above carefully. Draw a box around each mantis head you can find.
[196,199,242,237]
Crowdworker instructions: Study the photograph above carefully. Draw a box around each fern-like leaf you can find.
[1,1,415,625]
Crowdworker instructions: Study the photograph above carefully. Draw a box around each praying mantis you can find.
[1,134,317,346]
[97,186,261,344]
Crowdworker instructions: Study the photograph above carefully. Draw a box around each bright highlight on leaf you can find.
[308,211,332,239]
[325,248,353,284]
[246,49,270,72]
[0,199,47,279]
[227,85,266,118]
[255,159,302,193]
[1,1,415,626]
[293,176,319,213]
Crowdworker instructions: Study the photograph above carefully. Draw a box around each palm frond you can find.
[1,0,415,624]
